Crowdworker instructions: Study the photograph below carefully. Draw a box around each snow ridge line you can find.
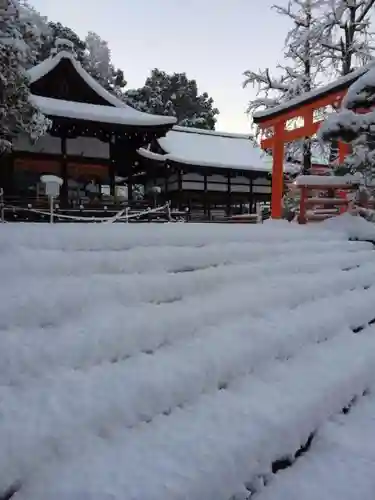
[2,286,375,495]
[1,247,372,333]
[251,388,375,500]
[249,320,375,499]
[11,324,375,500]
[0,238,369,277]
[0,223,348,251]
[241,389,370,499]
[235,316,375,500]
[1,260,375,385]
[4,245,371,310]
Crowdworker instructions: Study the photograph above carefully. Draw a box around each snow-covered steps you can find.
[0,219,353,251]
[1,260,375,383]
[0,218,375,500]
[255,393,375,500]
[1,285,375,492]
[10,326,375,500]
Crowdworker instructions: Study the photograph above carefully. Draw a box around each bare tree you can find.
[244,0,327,171]
[319,0,375,76]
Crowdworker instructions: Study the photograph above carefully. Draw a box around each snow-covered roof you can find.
[27,51,176,127]
[28,51,126,108]
[30,94,176,127]
[295,174,361,187]
[139,126,297,173]
[253,62,375,123]
[1,220,375,500]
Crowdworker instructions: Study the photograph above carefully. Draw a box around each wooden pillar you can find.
[177,169,182,210]
[249,176,254,214]
[128,167,133,202]
[164,173,168,198]
[0,152,14,195]
[271,121,285,219]
[302,108,313,174]
[109,163,115,197]
[298,186,308,224]
[227,171,231,216]
[203,172,208,217]
[60,137,68,206]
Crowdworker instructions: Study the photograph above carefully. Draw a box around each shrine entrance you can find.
[252,68,370,218]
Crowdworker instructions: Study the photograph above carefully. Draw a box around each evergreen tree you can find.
[126,69,219,130]
[37,24,127,97]
[84,32,126,96]
[37,21,86,63]
[0,0,50,154]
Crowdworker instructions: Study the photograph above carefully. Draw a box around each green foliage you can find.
[126,69,219,129]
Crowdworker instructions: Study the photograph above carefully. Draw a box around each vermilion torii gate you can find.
[252,67,371,219]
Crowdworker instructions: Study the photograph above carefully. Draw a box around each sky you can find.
[30,0,292,133]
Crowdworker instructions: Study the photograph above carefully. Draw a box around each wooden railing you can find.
[295,176,361,224]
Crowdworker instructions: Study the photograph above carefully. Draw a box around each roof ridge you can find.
[172,126,252,140]
[27,51,127,108]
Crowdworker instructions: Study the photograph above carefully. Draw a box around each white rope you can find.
[103,203,169,224]
[4,203,170,223]
[101,208,128,224]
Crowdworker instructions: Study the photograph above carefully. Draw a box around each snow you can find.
[30,94,176,127]
[318,107,373,141]
[322,212,375,242]
[253,61,375,122]
[341,66,375,110]
[139,127,297,173]
[27,50,176,126]
[295,174,361,187]
[137,147,166,162]
[28,51,124,108]
[40,174,63,185]
[255,394,375,500]
[1,220,375,500]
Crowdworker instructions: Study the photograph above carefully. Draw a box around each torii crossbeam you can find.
[252,66,372,218]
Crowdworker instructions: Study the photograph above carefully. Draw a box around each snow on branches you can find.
[0,0,50,153]
[319,66,375,182]
[244,0,375,117]
[244,0,326,117]
[317,0,375,75]
[84,32,127,97]
[242,67,307,115]
[126,69,219,130]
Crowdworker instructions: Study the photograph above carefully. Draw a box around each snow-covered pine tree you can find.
[84,32,126,97]
[37,24,127,97]
[37,21,87,63]
[0,0,50,154]
[319,65,375,185]
[126,69,219,130]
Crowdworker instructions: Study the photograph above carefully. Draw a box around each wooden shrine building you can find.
[1,38,297,217]
[137,127,297,217]
[252,63,375,219]
[0,39,176,207]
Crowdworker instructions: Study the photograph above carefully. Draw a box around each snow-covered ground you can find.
[1,217,375,500]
